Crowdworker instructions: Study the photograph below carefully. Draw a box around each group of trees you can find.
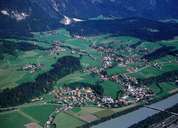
[0,40,44,59]
[0,56,81,107]
[142,46,178,61]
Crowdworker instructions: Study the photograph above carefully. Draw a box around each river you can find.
[93,93,178,128]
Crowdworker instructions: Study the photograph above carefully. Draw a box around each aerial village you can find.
[46,39,156,108]
[11,30,177,128]
[39,37,158,127]
[22,63,43,73]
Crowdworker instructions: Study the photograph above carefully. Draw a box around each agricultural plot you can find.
[159,38,178,49]
[101,80,122,99]
[68,107,107,123]
[129,62,178,79]
[138,41,161,51]
[33,29,71,43]
[0,111,34,128]
[55,71,100,87]
[54,112,85,128]
[20,105,57,125]
[107,66,128,76]
[70,106,104,116]
[94,109,115,118]
[81,55,102,67]
[149,82,177,99]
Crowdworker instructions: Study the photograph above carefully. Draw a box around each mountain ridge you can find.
[0,0,178,37]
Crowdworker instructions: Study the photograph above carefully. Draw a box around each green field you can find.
[107,66,128,75]
[0,111,33,128]
[54,112,85,128]
[20,105,57,125]
[94,109,115,118]
[33,29,72,43]
[149,82,177,99]
[69,106,104,116]
[101,80,122,99]
[129,62,178,79]
[159,38,178,49]
[55,71,100,87]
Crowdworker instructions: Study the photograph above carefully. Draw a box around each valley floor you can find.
[0,28,178,128]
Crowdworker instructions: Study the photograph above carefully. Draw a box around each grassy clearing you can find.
[66,39,91,50]
[130,62,178,79]
[107,66,128,75]
[112,103,140,112]
[56,71,100,87]
[159,39,178,49]
[94,109,115,118]
[81,55,102,67]
[69,107,104,117]
[71,107,82,113]
[20,105,57,125]
[33,29,71,43]
[149,82,177,99]
[54,112,85,128]
[0,111,32,128]
[56,71,88,86]
[138,41,161,51]
[101,80,121,99]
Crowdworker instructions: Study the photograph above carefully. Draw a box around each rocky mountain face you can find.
[0,0,63,37]
[0,0,178,37]
[52,0,178,19]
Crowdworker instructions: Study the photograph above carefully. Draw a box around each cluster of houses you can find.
[50,42,66,56]
[45,31,57,36]
[91,42,152,68]
[73,35,86,40]
[122,85,153,103]
[51,81,153,109]
[44,115,56,128]
[22,63,43,73]
[52,87,118,108]
[46,37,155,110]
[52,87,98,107]
[111,74,153,102]
[102,56,113,68]
[84,66,154,105]
[152,62,162,70]
[91,44,114,53]
[82,42,156,106]
[92,44,145,70]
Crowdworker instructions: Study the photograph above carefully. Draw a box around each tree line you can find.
[138,70,178,85]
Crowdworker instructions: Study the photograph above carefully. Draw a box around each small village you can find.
[49,42,66,56]
[51,77,154,109]
[22,63,43,73]
[43,39,156,110]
